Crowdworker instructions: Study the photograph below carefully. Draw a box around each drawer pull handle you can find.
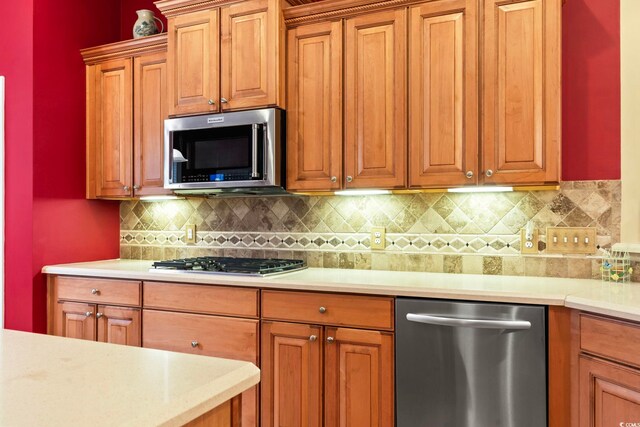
[85,311,93,317]
[91,288,99,295]
[191,341,199,348]
[309,335,317,342]
[326,336,334,343]
[96,313,103,319]
[319,306,326,314]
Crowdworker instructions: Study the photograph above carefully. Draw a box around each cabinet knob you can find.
[96,313,103,319]
[466,171,474,179]
[319,306,326,314]
[191,341,199,348]
[123,186,130,192]
[208,99,215,105]
[85,312,93,317]
[309,335,317,342]
[485,169,494,177]
[326,336,334,343]
[330,176,337,183]
[346,176,353,183]
[133,185,140,190]
[220,98,228,104]
[91,288,99,295]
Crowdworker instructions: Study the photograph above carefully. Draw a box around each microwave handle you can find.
[251,124,262,178]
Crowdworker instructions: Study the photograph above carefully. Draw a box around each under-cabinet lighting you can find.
[139,195,183,201]
[334,189,392,196]
[447,186,513,193]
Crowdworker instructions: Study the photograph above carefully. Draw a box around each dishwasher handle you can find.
[406,313,531,330]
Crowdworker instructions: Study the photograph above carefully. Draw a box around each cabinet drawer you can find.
[143,282,259,318]
[55,276,141,306]
[262,290,394,330]
[581,314,640,368]
[142,310,258,363]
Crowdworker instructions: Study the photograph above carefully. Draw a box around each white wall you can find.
[621,0,640,244]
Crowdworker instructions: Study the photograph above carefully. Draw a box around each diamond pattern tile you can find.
[120,181,621,279]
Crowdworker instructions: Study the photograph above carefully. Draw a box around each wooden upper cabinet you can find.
[482,0,561,184]
[134,51,171,196]
[96,305,141,347]
[408,0,478,188]
[54,301,97,341]
[83,35,169,199]
[94,58,133,198]
[344,9,407,189]
[324,327,394,426]
[261,321,323,427]
[286,21,343,191]
[221,0,283,110]
[167,9,220,116]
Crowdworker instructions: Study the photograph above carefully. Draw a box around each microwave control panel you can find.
[181,173,259,183]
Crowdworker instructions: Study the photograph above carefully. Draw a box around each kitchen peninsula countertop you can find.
[43,259,640,322]
[0,329,259,427]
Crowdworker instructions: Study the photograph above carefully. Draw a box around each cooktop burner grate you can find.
[150,256,306,276]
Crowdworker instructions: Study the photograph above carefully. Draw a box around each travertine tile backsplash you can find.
[120,180,636,280]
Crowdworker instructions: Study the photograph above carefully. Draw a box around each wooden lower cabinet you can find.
[261,322,394,427]
[261,321,323,427]
[579,355,640,426]
[324,327,394,427]
[143,309,259,427]
[53,301,140,346]
[54,301,97,341]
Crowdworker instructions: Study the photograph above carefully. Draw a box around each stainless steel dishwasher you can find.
[396,298,547,427]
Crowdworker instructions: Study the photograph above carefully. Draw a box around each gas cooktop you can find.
[150,256,307,277]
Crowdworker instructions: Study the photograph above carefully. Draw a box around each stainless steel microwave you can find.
[164,108,285,195]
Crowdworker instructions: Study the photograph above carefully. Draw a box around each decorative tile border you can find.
[121,230,527,254]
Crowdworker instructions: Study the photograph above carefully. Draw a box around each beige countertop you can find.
[0,329,259,427]
[42,259,640,322]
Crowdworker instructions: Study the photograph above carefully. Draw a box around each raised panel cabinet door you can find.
[286,21,343,191]
[221,0,282,110]
[167,9,219,116]
[579,355,640,427]
[133,51,171,197]
[261,321,322,427]
[53,301,96,341]
[409,0,478,188]
[96,305,141,347]
[345,9,407,189]
[95,58,133,198]
[482,0,561,184]
[324,327,394,427]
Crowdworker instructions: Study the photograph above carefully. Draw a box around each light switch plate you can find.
[370,227,386,250]
[185,224,197,244]
[546,227,597,254]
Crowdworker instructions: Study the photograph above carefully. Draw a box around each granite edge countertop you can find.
[42,259,640,323]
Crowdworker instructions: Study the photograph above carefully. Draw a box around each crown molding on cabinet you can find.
[80,34,167,64]
[283,0,430,25]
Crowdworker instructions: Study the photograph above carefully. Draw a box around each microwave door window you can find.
[172,125,263,184]
[193,138,249,170]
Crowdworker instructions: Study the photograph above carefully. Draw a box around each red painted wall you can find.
[121,0,167,40]
[0,1,36,332]
[562,0,621,180]
[29,0,122,333]
[0,0,121,332]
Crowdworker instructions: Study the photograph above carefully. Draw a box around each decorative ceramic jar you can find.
[133,10,164,39]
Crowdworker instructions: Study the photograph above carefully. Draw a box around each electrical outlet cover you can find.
[370,227,386,250]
